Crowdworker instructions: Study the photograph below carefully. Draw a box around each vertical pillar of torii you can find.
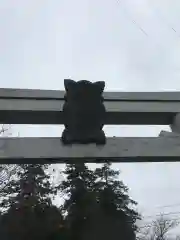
[170,113,180,133]
[160,113,180,137]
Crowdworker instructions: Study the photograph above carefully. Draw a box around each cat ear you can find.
[64,79,76,92]
[94,81,105,94]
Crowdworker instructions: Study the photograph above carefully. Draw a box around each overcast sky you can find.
[0,0,180,233]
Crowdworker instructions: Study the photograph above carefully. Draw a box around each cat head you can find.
[64,79,105,100]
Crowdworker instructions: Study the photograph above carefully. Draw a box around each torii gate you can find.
[0,79,180,164]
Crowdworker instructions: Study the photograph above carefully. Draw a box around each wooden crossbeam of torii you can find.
[0,86,180,163]
[0,87,180,125]
[0,135,180,164]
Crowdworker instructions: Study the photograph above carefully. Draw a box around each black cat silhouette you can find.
[61,79,106,144]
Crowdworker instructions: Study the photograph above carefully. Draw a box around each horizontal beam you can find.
[1,88,180,101]
[0,88,180,125]
[0,136,180,164]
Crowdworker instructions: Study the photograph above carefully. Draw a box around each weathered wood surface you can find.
[0,88,179,125]
[1,88,180,101]
[0,136,180,164]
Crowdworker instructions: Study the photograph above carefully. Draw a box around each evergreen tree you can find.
[91,162,140,240]
[93,162,140,229]
[61,162,140,240]
[0,164,65,240]
[0,164,55,210]
[60,163,96,240]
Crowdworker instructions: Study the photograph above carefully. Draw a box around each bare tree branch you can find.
[137,213,179,240]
